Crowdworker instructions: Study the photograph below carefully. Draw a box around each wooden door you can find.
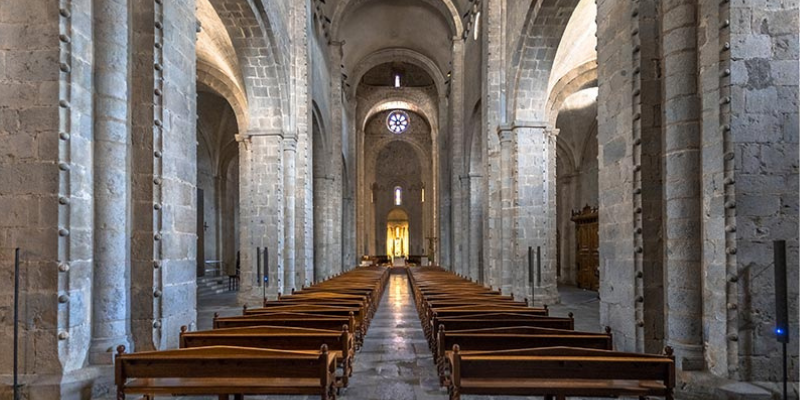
[572,206,599,290]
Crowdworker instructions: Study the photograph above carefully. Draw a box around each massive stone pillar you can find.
[313,167,329,282]
[283,137,297,292]
[90,0,132,364]
[0,0,95,396]
[497,126,514,294]
[449,37,466,275]
[482,0,505,290]
[129,0,158,351]
[596,0,664,353]
[661,0,703,371]
[328,41,344,277]
[238,132,284,303]
[508,124,559,305]
[150,0,197,349]
[468,173,484,282]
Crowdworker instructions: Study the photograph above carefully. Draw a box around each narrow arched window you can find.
[394,186,402,206]
[473,12,481,41]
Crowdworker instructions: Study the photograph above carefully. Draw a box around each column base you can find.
[668,342,705,371]
[0,366,114,400]
[676,370,780,400]
[237,286,280,307]
[530,285,560,308]
[89,337,131,365]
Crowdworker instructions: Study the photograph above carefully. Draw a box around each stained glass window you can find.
[394,186,402,206]
[387,110,409,134]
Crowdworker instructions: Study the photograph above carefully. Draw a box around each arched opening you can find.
[195,90,240,295]
[369,137,429,257]
[385,208,410,258]
[555,87,599,290]
[356,56,439,263]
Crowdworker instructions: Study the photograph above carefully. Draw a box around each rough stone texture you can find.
[481,0,503,290]
[449,39,467,276]
[129,0,158,354]
[596,0,649,353]
[152,0,198,350]
[636,0,666,357]
[728,0,799,383]
[0,0,75,397]
[662,0,704,370]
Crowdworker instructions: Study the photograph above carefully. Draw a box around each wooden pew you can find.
[436,325,613,385]
[213,311,356,334]
[445,345,675,400]
[243,304,369,340]
[180,325,354,387]
[115,344,337,400]
[427,313,573,351]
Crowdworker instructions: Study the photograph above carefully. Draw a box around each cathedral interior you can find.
[0,0,798,399]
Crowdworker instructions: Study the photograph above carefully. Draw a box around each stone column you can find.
[483,0,505,290]
[512,123,559,305]
[283,137,297,293]
[328,41,345,277]
[661,0,703,371]
[498,125,514,294]
[238,132,284,303]
[450,37,466,274]
[313,172,329,282]
[90,0,132,364]
[468,173,484,281]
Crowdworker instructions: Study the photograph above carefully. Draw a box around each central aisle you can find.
[341,268,446,400]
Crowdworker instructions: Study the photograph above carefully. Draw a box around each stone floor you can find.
[184,270,610,399]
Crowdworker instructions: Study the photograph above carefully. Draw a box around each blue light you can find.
[776,328,785,335]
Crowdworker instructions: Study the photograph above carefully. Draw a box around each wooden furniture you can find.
[445,346,675,400]
[114,345,337,400]
[180,325,354,387]
[436,325,613,385]
[116,266,392,400]
[572,205,599,290]
[213,311,356,335]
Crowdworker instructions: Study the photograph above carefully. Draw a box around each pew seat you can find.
[115,345,337,400]
[445,346,675,400]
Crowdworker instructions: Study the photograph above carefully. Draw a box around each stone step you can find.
[198,286,228,296]
[197,276,225,286]
[196,275,234,297]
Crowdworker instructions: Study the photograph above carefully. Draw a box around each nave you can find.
[115,267,657,400]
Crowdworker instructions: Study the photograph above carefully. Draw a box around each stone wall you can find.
[596,0,651,353]
[726,0,799,383]
[0,0,72,397]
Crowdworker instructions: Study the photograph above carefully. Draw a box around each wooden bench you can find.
[445,345,675,400]
[115,344,337,400]
[436,325,613,385]
[243,304,369,340]
[180,325,354,387]
[213,311,360,348]
[427,313,573,351]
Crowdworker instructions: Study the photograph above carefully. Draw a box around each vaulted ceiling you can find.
[316,0,473,79]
